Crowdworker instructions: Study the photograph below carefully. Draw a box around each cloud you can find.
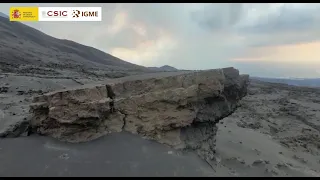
[191,3,245,31]
[239,4,320,34]
[1,3,320,78]
[192,3,320,47]
[233,41,320,64]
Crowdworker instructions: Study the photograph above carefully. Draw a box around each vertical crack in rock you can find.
[106,84,116,113]
[106,84,127,131]
[117,109,127,130]
[26,67,249,164]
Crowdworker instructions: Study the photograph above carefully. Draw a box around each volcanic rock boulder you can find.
[30,67,249,161]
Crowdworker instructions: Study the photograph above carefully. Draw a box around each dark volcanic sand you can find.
[0,132,215,177]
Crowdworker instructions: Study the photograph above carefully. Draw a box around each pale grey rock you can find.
[29,67,249,161]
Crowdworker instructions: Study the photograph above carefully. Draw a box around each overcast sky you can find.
[1,3,320,78]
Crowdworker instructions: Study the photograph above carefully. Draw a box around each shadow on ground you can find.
[0,132,215,177]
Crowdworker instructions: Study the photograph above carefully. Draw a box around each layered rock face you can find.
[30,67,249,161]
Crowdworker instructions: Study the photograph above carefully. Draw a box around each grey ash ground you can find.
[214,80,320,177]
[0,132,215,177]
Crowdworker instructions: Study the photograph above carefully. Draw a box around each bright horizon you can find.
[1,3,320,78]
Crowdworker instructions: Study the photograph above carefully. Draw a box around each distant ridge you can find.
[251,77,320,88]
[0,12,9,19]
[147,65,178,72]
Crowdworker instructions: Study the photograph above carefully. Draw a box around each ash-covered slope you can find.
[29,67,249,162]
[0,12,8,18]
[0,16,151,78]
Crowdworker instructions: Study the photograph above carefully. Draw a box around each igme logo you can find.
[72,10,99,18]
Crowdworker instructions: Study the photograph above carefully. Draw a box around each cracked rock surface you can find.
[29,67,249,161]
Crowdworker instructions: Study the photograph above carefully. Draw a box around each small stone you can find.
[276,163,288,169]
[286,162,293,167]
[271,169,279,175]
[252,148,261,155]
[59,153,69,160]
[252,159,264,166]
[239,159,245,164]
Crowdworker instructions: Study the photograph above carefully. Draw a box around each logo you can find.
[38,7,102,22]
[41,10,68,18]
[72,10,99,18]
[9,7,39,22]
[11,9,21,19]
[72,10,80,18]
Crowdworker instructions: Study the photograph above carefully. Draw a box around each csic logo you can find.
[11,9,21,19]
[42,10,68,17]
[72,10,98,18]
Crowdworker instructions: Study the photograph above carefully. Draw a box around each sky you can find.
[1,3,320,78]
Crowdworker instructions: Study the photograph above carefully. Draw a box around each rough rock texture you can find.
[213,79,320,176]
[236,80,320,156]
[30,67,249,161]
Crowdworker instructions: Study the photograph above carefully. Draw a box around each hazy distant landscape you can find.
[252,77,320,88]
